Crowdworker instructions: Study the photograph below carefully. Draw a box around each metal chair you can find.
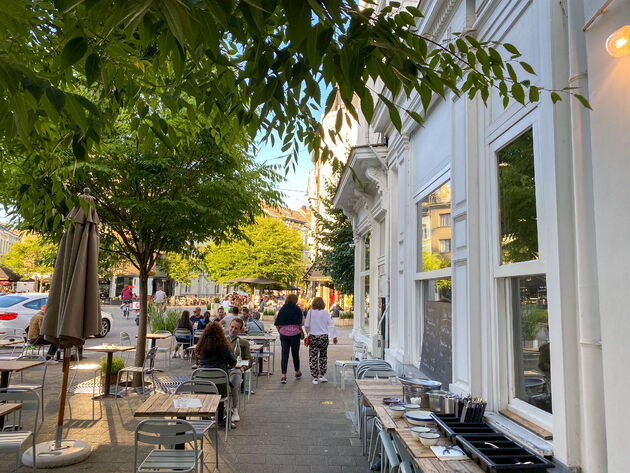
[399,461,416,473]
[0,387,39,473]
[153,330,172,369]
[357,367,398,455]
[11,354,47,424]
[173,329,193,359]
[0,334,24,359]
[175,380,220,469]
[134,419,199,473]
[115,347,158,397]
[119,331,136,364]
[368,417,384,468]
[379,430,401,473]
[334,360,360,389]
[66,354,103,420]
[192,368,231,441]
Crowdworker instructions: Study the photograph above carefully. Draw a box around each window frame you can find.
[489,116,552,430]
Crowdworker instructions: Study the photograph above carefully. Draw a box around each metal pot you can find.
[443,395,456,414]
[428,390,449,412]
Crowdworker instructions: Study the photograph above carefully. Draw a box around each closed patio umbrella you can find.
[24,189,100,467]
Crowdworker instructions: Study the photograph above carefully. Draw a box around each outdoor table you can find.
[0,339,23,348]
[138,333,172,369]
[84,345,135,396]
[241,335,276,373]
[0,401,22,417]
[134,393,221,466]
[0,360,44,429]
[357,379,484,473]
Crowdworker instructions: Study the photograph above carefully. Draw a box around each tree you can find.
[202,216,306,287]
[0,1,585,226]
[158,252,201,285]
[1,127,281,373]
[0,234,57,291]
[314,173,354,294]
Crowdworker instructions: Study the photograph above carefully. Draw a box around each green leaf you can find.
[85,54,100,87]
[511,83,525,105]
[45,87,66,113]
[519,61,535,74]
[574,93,592,110]
[503,43,521,57]
[528,86,539,103]
[406,6,424,17]
[360,90,374,123]
[60,37,88,69]
[550,92,562,104]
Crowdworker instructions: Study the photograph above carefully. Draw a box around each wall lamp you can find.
[606,25,630,57]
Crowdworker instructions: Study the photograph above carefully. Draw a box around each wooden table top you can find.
[134,393,220,418]
[241,334,277,341]
[249,344,263,351]
[0,339,23,347]
[0,360,45,373]
[84,345,135,353]
[0,402,22,417]
[144,333,172,340]
[358,379,484,473]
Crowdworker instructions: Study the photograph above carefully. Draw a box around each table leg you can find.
[149,339,157,369]
[103,352,113,395]
[215,419,219,469]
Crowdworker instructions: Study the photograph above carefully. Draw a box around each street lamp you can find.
[606,25,630,57]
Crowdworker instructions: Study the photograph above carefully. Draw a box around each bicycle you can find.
[120,299,132,319]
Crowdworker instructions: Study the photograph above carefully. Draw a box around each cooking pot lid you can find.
[398,376,442,388]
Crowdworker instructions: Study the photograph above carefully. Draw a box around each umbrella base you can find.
[23,440,91,468]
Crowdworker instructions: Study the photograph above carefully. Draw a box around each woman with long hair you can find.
[274,293,304,384]
[195,322,237,425]
[304,297,338,384]
[173,310,192,358]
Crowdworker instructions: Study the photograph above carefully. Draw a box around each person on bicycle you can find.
[121,285,133,302]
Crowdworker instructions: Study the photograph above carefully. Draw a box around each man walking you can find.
[227,318,251,422]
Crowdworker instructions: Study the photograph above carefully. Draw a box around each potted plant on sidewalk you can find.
[100,356,125,385]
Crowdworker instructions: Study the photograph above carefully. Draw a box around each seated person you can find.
[190,307,206,331]
[239,307,251,332]
[196,322,237,425]
[27,305,58,360]
[247,311,265,335]
[226,318,251,422]
[221,306,238,332]
[173,310,193,358]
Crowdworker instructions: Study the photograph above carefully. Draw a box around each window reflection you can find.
[512,275,551,414]
[497,129,539,264]
[417,181,451,272]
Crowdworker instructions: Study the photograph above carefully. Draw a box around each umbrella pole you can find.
[55,347,71,449]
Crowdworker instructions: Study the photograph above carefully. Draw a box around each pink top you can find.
[278,324,301,336]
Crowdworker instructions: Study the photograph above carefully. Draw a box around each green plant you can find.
[147,302,180,333]
[339,311,354,319]
[263,309,276,316]
[101,356,125,375]
[213,297,221,303]
[521,306,548,340]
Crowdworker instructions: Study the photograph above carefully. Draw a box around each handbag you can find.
[304,335,310,347]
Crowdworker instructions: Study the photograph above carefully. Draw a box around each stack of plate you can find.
[405,410,433,426]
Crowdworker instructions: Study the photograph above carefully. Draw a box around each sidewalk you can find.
[1,327,369,473]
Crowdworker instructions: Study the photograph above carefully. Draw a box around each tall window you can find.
[417,181,452,272]
[496,128,549,417]
[497,129,538,264]
[359,233,371,332]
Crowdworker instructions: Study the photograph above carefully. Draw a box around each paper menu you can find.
[173,398,203,409]
[429,445,468,460]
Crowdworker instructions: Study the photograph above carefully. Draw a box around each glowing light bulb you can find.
[606,25,630,57]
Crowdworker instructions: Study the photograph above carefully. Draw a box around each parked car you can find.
[0,293,113,338]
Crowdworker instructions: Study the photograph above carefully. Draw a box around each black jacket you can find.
[198,347,237,373]
[274,302,303,326]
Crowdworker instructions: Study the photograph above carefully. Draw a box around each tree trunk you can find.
[132,267,149,386]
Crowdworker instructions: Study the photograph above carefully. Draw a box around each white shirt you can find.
[154,290,166,303]
[304,309,337,338]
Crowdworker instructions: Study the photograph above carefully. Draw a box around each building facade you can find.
[334,1,630,472]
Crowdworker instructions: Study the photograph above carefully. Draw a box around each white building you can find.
[334,1,630,472]
[0,225,20,257]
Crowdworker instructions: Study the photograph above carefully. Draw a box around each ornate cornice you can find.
[365,166,387,197]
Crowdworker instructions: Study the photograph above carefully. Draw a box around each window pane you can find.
[363,275,370,324]
[511,275,551,413]
[364,233,370,270]
[420,278,452,385]
[417,181,451,272]
[497,129,539,264]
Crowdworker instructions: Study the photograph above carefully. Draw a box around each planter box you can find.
[334,318,354,327]
[261,315,275,322]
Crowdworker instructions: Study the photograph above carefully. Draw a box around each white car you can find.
[0,293,113,338]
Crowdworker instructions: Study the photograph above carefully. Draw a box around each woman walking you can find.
[274,293,304,384]
[304,297,338,384]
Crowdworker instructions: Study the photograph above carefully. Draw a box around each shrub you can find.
[213,297,221,303]
[263,308,276,316]
[147,301,180,333]
[101,356,125,374]
[339,311,354,319]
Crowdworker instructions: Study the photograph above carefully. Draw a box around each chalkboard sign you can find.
[420,301,452,386]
